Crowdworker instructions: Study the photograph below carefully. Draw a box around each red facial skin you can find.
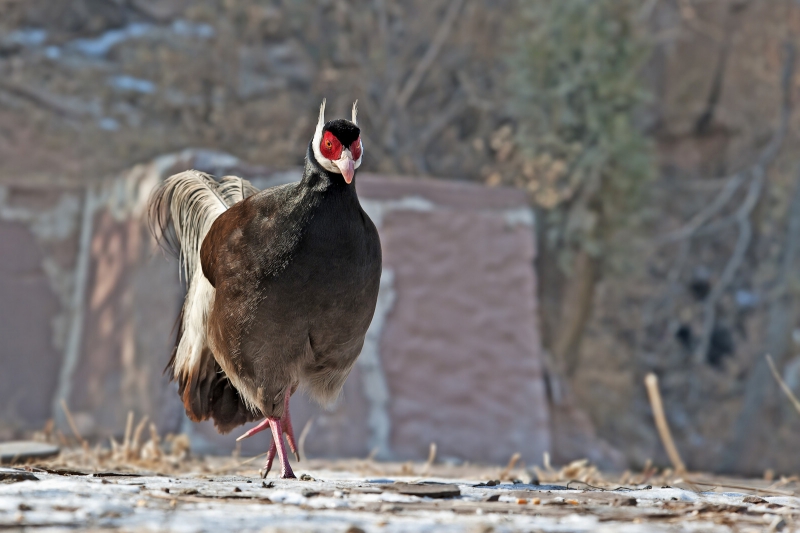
[350,137,362,160]
[320,131,362,161]
[320,131,343,160]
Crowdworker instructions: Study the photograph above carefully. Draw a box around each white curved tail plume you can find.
[148,170,258,413]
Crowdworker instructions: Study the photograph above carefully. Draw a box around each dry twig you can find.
[298,417,314,462]
[59,399,88,450]
[644,373,686,473]
[131,415,149,457]
[421,443,437,475]
[498,452,521,481]
[766,354,800,415]
[683,478,795,496]
[123,411,134,458]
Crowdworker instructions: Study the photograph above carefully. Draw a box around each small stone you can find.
[0,442,60,465]
[262,481,274,488]
[387,482,460,498]
[485,494,500,502]
[0,468,39,483]
[379,503,402,513]
[18,503,32,511]
[743,495,767,504]
[344,527,365,533]
[233,487,241,493]
[299,473,314,481]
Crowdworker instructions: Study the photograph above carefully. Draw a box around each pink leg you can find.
[235,390,299,479]
[282,391,300,461]
[263,440,276,478]
[268,417,295,479]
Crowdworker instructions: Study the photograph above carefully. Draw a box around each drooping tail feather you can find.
[148,170,259,422]
[149,171,258,281]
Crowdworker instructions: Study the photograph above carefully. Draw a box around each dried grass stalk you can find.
[766,354,800,415]
[644,373,686,474]
[59,400,88,449]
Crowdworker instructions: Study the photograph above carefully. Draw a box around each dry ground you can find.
[1,448,799,532]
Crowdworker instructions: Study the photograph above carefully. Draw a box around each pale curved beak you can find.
[335,151,355,184]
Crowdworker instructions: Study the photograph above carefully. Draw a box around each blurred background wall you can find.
[1,0,800,475]
[0,149,572,467]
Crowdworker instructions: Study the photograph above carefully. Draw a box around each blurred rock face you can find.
[0,1,513,182]
[0,150,555,465]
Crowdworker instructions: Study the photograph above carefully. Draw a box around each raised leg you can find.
[235,389,299,479]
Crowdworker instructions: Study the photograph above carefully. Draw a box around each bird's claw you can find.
[241,391,299,479]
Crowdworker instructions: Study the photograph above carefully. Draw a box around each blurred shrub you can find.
[511,0,654,267]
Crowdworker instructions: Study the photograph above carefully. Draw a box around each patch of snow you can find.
[4,28,48,47]
[71,23,153,57]
[108,75,156,94]
[171,20,215,39]
[98,117,121,131]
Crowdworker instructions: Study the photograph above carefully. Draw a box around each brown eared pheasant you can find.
[149,100,382,478]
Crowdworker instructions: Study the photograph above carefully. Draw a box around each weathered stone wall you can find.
[0,150,553,464]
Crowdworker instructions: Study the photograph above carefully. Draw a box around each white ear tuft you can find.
[351,100,358,125]
[317,98,326,130]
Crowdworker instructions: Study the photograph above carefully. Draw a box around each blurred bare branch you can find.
[677,0,726,43]
[395,0,464,110]
[766,355,800,416]
[720,113,800,472]
[657,171,747,245]
[0,81,88,119]
[693,42,794,366]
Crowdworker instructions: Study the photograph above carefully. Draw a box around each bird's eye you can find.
[321,132,342,160]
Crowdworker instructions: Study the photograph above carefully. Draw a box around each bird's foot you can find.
[263,417,295,479]
[237,390,299,479]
